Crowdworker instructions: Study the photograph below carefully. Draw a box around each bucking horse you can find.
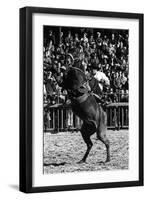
[60,60,110,163]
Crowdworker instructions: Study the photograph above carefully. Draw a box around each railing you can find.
[106,103,128,130]
[44,102,128,132]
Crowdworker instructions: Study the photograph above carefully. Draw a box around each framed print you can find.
[19,7,144,193]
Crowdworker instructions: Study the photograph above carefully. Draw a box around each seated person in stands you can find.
[107,88,118,103]
[120,89,129,102]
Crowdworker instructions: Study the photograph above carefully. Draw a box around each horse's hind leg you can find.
[97,112,110,162]
[78,122,95,164]
[97,130,110,162]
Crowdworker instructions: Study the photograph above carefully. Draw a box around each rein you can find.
[68,66,86,76]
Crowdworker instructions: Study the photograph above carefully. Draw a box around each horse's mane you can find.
[73,60,85,72]
[63,60,86,91]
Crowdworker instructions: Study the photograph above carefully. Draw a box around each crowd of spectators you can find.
[43,28,129,106]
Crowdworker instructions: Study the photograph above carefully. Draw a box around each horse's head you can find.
[50,53,87,97]
[62,58,87,97]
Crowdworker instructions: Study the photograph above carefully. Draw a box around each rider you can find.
[63,53,110,105]
[87,62,110,104]
[91,63,110,91]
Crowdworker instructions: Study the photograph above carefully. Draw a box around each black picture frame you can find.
[19,6,144,193]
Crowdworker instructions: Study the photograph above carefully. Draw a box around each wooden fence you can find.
[44,103,128,132]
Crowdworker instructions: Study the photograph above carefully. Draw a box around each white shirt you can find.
[81,37,88,43]
[94,71,110,91]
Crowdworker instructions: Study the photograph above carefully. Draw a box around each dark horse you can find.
[62,61,110,163]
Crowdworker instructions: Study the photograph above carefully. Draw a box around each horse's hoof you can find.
[98,161,105,164]
[105,158,110,163]
[77,160,86,164]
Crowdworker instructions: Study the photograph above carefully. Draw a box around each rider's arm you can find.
[102,73,110,86]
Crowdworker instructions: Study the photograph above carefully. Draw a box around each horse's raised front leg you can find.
[78,122,95,164]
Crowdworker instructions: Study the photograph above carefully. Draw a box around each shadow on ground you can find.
[9,184,19,191]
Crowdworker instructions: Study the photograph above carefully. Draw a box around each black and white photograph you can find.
[19,7,143,193]
[0,0,145,198]
[43,26,129,174]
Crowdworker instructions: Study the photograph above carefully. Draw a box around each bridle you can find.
[68,66,86,76]
[65,64,91,100]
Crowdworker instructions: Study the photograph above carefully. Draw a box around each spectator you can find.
[81,32,88,44]
[74,33,80,46]
[65,31,73,47]
[121,72,128,90]
[110,33,116,46]
[43,28,129,106]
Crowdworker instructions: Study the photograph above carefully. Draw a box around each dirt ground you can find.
[43,130,129,174]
